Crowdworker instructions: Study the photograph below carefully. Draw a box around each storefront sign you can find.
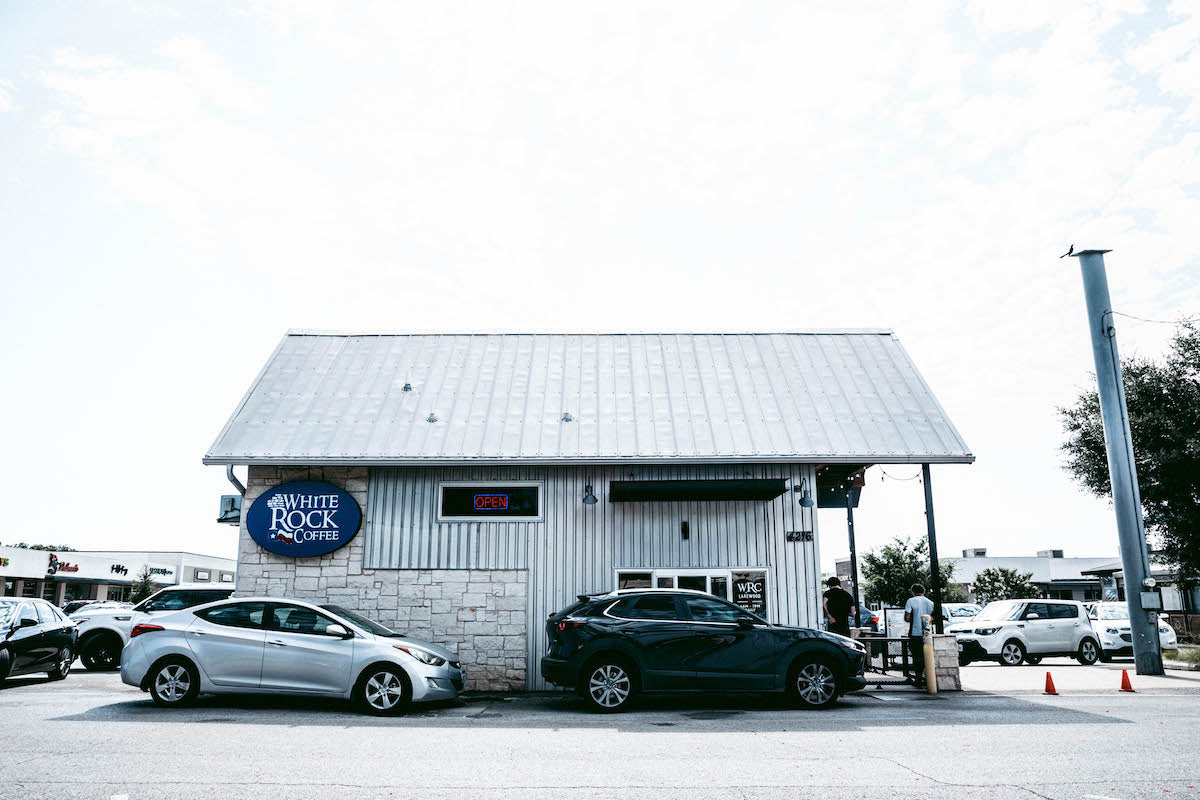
[246,480,362,558]
[148,567,174,576]
[111,564,128,576]
[439,484,541,520]
[0,557,8,567]
[731,570,768,617]
[47,554,80,574]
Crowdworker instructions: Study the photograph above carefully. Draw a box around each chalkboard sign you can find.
[731,570,768,617]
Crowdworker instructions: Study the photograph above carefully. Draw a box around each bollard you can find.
[922,614,937,694]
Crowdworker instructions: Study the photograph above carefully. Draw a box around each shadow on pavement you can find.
[52,688,1129,732]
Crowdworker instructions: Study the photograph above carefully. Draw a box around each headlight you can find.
[974,627,1001,636]
[1106,628,1120,634]
[395,645,446,666]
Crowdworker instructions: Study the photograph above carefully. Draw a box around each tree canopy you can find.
[971,567,1039,605]
[129,567,160,604]
[1059,320,1200,582]
[860,536,965,607]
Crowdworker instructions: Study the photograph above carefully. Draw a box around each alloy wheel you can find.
[364,671,404,711]
[58,648,72,677]
[1001,643,1023,665]
[588,664,631,709]
[154,664,191,702]
[796,663,836,706]
[1081,641,1097,662]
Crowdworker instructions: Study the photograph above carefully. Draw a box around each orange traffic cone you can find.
[1043,672,1058,695]
[1119,669,1135,693]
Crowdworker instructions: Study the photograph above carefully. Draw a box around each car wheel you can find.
[357,666,411,716]
[1077,638,1099,666]
[148,659,200,707]
[581,658,637,713]
[47,647,73,681]
[999,640,1026,667]
[788,656,840,709]
[1025,655,1042,666]
[0,647,11,682]
[1098,649,1112,663]
[80,634,122,671]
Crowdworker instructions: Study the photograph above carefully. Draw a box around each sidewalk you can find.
[958,661,1200,694]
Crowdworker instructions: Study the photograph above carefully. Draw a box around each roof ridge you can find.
[284,328,896,337]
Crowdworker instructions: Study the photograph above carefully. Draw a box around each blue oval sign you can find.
[246,481,362,558]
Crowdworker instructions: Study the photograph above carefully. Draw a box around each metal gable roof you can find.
[204,331,973,465]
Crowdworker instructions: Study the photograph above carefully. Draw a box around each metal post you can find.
[1072,249,1163,675]
[922,463,943,634]
[846,493,861,619]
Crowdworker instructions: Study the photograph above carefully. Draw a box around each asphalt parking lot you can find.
[2,664,1198,800]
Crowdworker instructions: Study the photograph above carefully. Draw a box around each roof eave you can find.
[203,453,976,467]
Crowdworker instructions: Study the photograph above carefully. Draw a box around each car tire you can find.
[148,658,201,707]
[580,657,638,713]
[356,665,412,716]
[0,647,11,683]
[47,647,73,681]
[999,640,1026,667]
[1077,638,1099,666]
[958,656,972,667]
[1025,655,1042,666]
[787,655,841,710]
[1098,649,1112,663]
[80,634,122,671]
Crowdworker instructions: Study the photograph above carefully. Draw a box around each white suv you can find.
[946,599,1100,667]
[71,585,234,670]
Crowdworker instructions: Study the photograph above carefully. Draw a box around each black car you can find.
[541,589,867,712]
[0,598,78,683]
[61,600,99,616]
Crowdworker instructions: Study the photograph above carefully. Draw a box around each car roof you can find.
[153,583,236,592]
[594,588,730,599]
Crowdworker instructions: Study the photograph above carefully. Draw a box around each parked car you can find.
[540,589,868,712]
[120,597,462,715]
[73,584,234,671]
[946,599,1100,667]
[851,606,880,632]
[62,600,100,616]
[1087,601,1178,660]
[0,598,77,683]
[942,603,982,624]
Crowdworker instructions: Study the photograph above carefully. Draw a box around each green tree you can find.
[129,567,160,604]
[970,567,1039,605]
[4,542,75,551]
[1059,320,1200,582]
[860,536,965,607]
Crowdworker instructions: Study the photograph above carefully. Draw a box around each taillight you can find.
[130,623,164,638]
[556,620,581,632]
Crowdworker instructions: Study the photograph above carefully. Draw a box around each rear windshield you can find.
[549,598,593,621]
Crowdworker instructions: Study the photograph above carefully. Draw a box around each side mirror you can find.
[1025,613,1040,620]
[325,624,352,639]
[736,618,756,630]
[19,617,38,629]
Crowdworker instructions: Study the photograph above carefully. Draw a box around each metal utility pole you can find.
[846,493,860,615]
[922,463,943,634]
[1071,249,1163,675]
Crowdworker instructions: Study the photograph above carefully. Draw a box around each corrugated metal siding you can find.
[364,464,821,690]
[206,332,972,465]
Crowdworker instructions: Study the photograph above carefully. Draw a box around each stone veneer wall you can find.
[236,465,527,691]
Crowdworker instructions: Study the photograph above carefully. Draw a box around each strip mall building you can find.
[207,331,972,690]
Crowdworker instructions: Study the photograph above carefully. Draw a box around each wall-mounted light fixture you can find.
[795,478,815,508]
[582,484,598,505]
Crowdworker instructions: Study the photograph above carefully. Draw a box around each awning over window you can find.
[608,479,788,503]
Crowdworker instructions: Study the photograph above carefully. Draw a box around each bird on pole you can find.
[1060,244,1074,258]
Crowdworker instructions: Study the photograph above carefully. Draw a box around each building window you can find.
[107,585,130,602]
[219,572,234,583]
[41,582,57,601]
[195,570,211,582]
[21,581,38,598]
[437,482,542,522]
[614,568,770,618]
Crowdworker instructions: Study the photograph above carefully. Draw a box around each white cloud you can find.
[0,78,14,112]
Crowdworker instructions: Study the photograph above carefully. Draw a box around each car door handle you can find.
[267,640,287,647]
[189,630,207,636]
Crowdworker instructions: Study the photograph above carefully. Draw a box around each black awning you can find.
[608,479,788,503]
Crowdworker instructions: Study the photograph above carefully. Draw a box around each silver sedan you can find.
[120,597,463,715]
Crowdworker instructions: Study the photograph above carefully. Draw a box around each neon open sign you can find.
[473,494,509,511]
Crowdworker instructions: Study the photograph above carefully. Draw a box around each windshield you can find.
[948,605,980,617]
[974,601,1024,622]
[0,601,17,627]
[321,604,400,637]
[1096,605,1129,620]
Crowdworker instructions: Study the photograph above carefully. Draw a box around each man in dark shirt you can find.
[822,576,855,637]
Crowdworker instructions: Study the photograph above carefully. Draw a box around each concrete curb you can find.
[1164,659,1200,671]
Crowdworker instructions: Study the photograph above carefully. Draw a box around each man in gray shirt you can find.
[904,583,935,688]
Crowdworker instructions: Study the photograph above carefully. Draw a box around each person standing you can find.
[904,583,935,688]
[822,576,855,637]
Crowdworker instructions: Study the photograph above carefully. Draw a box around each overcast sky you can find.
[2,1,1198,572]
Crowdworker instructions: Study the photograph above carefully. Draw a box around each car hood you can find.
[769,625,864,648]
[70,607,133,619]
